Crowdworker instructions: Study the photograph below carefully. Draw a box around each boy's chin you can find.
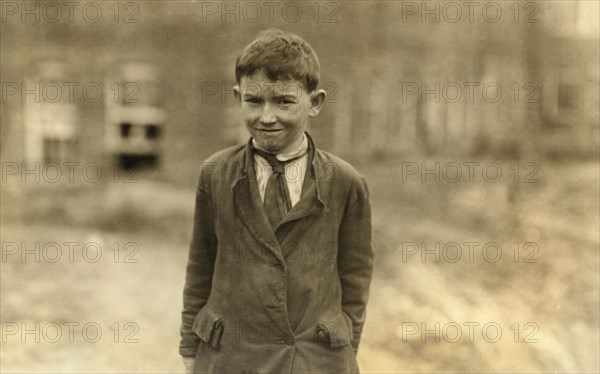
[252,132,305,154]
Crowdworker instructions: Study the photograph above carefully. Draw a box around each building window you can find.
[23,60,78,164]
[145,124,160,139]
[558,62,579,111]
[105,62,165,172]
[558,83,578,109]
[119,154,158,170]
[43,139,60,164]
[120,123,133,138]
[43,138,75,164]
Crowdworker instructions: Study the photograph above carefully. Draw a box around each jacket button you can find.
[285,337,295,346]
[317,330,329,341]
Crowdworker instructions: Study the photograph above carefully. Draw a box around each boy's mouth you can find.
[257,128,283,133]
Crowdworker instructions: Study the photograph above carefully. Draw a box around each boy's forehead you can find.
[239,71,306,96]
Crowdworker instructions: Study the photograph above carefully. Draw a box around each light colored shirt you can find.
[253,134,308,207]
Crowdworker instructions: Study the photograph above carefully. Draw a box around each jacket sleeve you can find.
[338,175,374,354]
[179,169,218,357]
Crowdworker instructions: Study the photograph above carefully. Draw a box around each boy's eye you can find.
[277,98,295,105]
[244,97,261,104]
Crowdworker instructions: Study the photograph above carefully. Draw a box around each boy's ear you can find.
[233,84,241,104]
[308,89,326,117]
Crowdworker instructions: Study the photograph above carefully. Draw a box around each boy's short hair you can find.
[235,29,320,92]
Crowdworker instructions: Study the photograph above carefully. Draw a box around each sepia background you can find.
[1,0,599,372]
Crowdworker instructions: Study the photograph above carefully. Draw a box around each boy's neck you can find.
[253,133,308,160]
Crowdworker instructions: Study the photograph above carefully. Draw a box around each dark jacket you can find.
[180,133,374,373]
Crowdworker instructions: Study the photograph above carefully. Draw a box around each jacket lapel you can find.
[233,133,325,249]
[232,141,284,262]
[277,133,325,230]
[278,172,323,227]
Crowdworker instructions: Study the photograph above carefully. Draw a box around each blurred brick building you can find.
[327,1,599,159]
[1,1,598,184]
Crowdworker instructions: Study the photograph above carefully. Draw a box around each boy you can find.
[180,29,373,374]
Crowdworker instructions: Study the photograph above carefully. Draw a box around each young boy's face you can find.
[236,70,324,154]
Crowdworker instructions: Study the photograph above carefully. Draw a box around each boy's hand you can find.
[182,356,195,374]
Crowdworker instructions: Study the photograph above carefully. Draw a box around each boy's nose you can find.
[259,104,276,124]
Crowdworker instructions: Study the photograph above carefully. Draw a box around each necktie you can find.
[253,148,304,230]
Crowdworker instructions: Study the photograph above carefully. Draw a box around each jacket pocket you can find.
[191,305,224,350]
[315,312,353,348]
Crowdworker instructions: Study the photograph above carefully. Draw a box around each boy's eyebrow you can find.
[242,93,262,98]
[272,94,299,100]
[242,93,299,100]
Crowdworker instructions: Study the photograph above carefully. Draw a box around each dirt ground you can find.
[1,159,598,373]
